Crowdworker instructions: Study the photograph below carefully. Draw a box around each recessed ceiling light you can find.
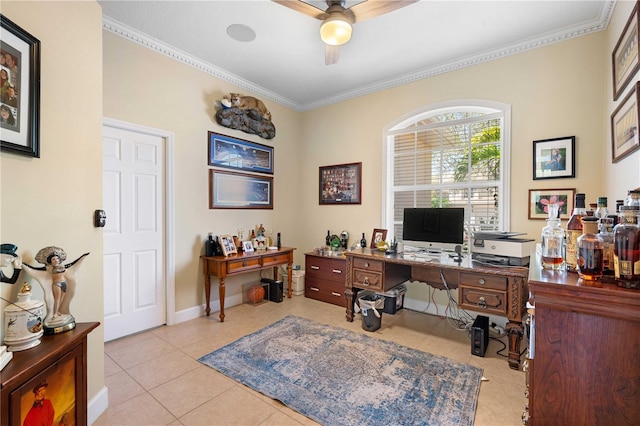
[226,24,256,42]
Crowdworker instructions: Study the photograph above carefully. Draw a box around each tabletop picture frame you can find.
[319,162,362,205]
[209,170,273,209]
[611,81,640,163]
[528,188,576,220]
[532,136,575,180]
[612,1,640,101]
[0,15,41,157]
[208,131,274,174]
[218,234,237,256]
[242,240,254,254]
[370,228,387,248]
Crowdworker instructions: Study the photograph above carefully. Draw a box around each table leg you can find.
[506,321,523,369]
[287,262,293,298]
[218,277,226,323]
[204,275,211,317]
[345,288,355,322]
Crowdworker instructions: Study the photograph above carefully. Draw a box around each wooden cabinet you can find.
[528,256,640,425]
[1,322,99,426]
[305,254,347,307]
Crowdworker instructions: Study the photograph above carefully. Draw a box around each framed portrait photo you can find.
[242,240,254,253]
[528,188,576,220]
[532,136,575,180]
[612,1,640,101]
[319,162,362,205]
[0,15,41,157]
[611,81,640,163]
[370,228,387,248]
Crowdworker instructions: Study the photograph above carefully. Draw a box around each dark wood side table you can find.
[1,322,100,426]
[200,247,295,322]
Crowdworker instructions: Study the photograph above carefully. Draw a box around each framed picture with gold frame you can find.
[612,1,640,101]
[611,81,640,163]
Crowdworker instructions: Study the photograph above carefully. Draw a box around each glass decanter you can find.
[541,204,565,269]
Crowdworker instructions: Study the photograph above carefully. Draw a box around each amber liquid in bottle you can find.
[613,206,640,288]
[566,193,587,272]
[577,218,604,281]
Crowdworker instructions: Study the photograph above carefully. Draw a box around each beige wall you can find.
[2,0,639,421]
[0,0,104,409]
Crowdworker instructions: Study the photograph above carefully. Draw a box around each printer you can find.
[471,232,535,266]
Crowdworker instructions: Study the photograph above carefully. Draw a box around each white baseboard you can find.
[88,386,108,425]
[170,294,243,325]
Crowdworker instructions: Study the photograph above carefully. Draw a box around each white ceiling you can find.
[99,0,615,111]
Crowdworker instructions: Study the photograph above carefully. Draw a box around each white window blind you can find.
[385,103,509,246]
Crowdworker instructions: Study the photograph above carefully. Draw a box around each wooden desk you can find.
[526,254,640,425]
[201,247,295,322]
[1,322,100,426]
[345,249,528,369]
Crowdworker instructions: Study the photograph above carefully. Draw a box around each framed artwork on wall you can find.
[319,162,362,205]
[208,131,274,174]
[611,81,640,163]
[528,188,576,220]
[0,15,41,157]
[532,136,575,180]
[209,170,273,209]
[612,1,640,101]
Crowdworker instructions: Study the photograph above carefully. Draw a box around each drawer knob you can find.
[478,278,486,285]
[364,262,369,268]
[478,297,487,308]
[242,261,247,267]
[363,277,369,286]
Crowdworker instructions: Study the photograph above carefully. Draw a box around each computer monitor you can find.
[402,207,465,252]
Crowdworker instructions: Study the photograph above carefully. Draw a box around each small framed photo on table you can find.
[242,241,254,253]
[370,228,387,248]
[218,235,237,256]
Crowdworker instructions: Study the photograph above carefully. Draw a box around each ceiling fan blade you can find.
[325,44,340,65]
[272,0,326,20]
[350,0,418,23]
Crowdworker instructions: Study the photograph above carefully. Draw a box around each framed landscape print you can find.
[208,131,274,174]
[532,136,575,180]
[319,162,362,205]
[612,1,640,101]
[0,15,40,157]
[611,81,640,163]
[528,188,576,220]
[209,170,273,209]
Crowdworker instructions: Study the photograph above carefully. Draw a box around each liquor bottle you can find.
[613,206,640,288]
[598,217,615,275]
[626,189,640,207]
[326,230,331,246]
[594,197,608,219]
[565,193,587,272]
[205,233,215,256]
[541,204,564,269]
[360,232,367,248]
[277,232,281,248]
[577,217,604,281]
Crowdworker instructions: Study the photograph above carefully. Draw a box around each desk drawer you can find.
[352,257,383,272]
[459,286,507,315]
[227,257,261,274]
[306,256,346,282]
[353,269,383,291]
[459,272,507,291]
[305,277,345,307]
[262,253,290,267]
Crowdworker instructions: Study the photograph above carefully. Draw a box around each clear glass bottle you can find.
[360,232,367,248]
[565,193,587,272]
[594,197,608,220]
[598,217,615,275]
[613,206,640,288]
[577,217,604,280]
[626,189,640,207]
[541,204,565,269]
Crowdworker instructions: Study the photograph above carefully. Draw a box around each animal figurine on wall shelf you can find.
[216,93,276,139]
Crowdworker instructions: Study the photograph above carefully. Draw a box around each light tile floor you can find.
[95,295,527,425]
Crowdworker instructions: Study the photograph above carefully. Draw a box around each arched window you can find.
[383,100,511,247]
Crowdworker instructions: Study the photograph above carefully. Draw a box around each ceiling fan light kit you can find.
[320,10,352,46]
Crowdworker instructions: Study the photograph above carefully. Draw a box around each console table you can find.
[1,322,100,426]
[526,254,640,425]
[201,247,295,322]
[345,249,528,369]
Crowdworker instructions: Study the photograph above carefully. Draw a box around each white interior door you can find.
[102,124,165,341]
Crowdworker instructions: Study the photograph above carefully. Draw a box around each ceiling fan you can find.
[273,0,418,65]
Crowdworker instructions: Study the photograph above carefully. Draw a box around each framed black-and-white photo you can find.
[611,81,640,163]
[0,15,40,157]
[612,1,640,101]
[533,136,575,180]
[208,131,273,174]
[319,162,362,205]
[242,241,254,253]
[209,170,273,209]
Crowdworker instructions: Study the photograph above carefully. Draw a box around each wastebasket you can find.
[358,293,385,332]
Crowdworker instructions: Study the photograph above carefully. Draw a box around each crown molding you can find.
[103,0,615,112]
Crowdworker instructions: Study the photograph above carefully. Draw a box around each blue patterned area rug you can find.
[198,315,482,426]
